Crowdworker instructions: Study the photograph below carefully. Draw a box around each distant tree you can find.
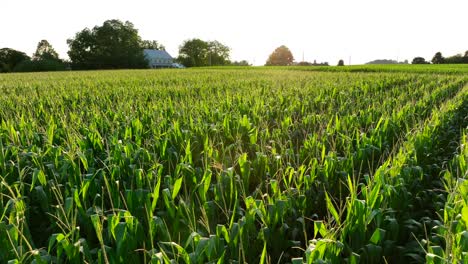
[431,52,444,64]
[207,40,230,66]
[177,39,230,67]
[231,60,251,66]
[265,45,294,66]
[444,54,465,64]
[431,50,468,64]
[67,28,95,69]
[459,50,468,63]
[68,19,147,70]
[33,40,60,61]
[366,59,399,65]
[365,59,408,65]
[412,57,429,64]
[13,59,67,72]
[177,39,209,67]
[0,48,30,72]
[337,59,344,66]
[141,40,165,50]
[11,40,66,72]
[296,61,313,66]
[296,61,329,66]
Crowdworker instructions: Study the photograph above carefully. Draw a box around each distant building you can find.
[144,49,174,68]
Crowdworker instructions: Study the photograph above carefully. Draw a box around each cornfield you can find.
[0,66,467,263]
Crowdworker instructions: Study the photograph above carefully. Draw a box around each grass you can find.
[0,66,467,263]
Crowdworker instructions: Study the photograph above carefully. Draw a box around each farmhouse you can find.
[144,49,173,68]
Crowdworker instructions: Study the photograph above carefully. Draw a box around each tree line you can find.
[2,19,468,72]
[429,51,468,64]
[1,19,238,73]
[411,51,468,64]
[0,40,66,72]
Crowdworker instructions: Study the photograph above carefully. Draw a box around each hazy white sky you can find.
[1,0,467,65]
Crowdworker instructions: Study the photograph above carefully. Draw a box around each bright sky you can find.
[1,0,467,65]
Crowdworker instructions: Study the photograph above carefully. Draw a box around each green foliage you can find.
[431,50,468,64]
[444,53,468,64]
[177,38,231,67]
[432,52,445,64]
[67,19,148,70]
[207,40,231,66]
[0,66,466,263]
[296,61,329,66]
[365,59,409,65]
[412,57,430,64]
[33,40,60,61]
[0,48,30,73]
[230,60,251,66]
[140,40,165,50]
[10,40,67,72]
[13,59,67,72]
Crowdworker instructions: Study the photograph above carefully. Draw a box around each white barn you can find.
[144,49,174,68]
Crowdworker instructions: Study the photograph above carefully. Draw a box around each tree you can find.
[412,57,429,64]
[141,40,165,50]
[0,44,65,73]
[207,41,230,66]
[177,39,209,67]
[444,54,464,64]
[337,59,344,66]
[13,40,68,72]
[33,40,60,61]
[431,52,444,64]
[296,61,328,66]
[265,45,294,66]
[432,51,468,64]
[67,19,148,70]
[13,59,67,72]
[0,48,30,72]
[231,60,251,66]
[366,59,398,65]
[296,61,313,66]
[460,51,468,63]
[177,39,230,67]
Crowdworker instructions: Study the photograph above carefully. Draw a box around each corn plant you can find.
[0,66,467,263]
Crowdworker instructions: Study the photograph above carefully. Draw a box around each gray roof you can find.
[144,49,173,60]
